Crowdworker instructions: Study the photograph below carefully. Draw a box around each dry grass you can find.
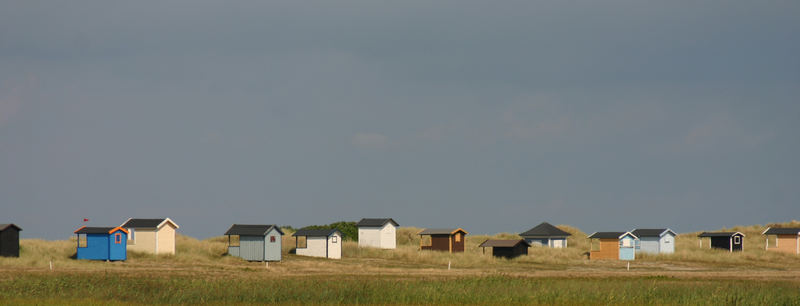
[2,221,800,278]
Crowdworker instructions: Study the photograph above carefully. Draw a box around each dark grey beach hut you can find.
[0,224,22,257]
[224,224,284,262]
[698,232,744,252]
[478,239,530,259]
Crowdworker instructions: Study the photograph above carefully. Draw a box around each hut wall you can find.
[590,238,619,260]
[264,228,282,261]
[772,235,799,254]
[156,224,177,255]
[0,228,20,257]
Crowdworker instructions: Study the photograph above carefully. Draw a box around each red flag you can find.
[83,218,89,222]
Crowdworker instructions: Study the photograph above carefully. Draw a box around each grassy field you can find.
[2,222,800,305]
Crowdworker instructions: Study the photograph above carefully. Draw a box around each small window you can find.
[734,236,741,244]
[332,236,338,243]
[78,234,88,248]
[297,236,307,248]
[114,233,122,244]
[270,236,276,243]
[229,235,240,247]
[128,228,135,240]
[455,233,461,242]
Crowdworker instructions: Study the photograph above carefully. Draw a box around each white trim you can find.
[155,230,159,253]
[157,218,179,230]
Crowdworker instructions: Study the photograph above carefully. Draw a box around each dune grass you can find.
[2,222,800,304]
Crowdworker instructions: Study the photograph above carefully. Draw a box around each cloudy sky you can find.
[2,1,799,239]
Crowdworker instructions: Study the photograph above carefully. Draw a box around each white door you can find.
[553,239,564,248]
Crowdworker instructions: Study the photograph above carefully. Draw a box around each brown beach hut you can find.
[418,228,468,253]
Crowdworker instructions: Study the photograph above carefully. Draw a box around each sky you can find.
[1,1,799,240]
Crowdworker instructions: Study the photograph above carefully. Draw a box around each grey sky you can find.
[2,1,799,239]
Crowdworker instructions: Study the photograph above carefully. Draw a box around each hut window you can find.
[114,233,122,244]
[78,234,88,248]
[270,236,276,243]
[128,228,135,241]
[229,235,240,247]
[621,238,632,248]
[332,236,338,243]
[734,236,741,244]
[455,233,461,242]
[297,236,307,248]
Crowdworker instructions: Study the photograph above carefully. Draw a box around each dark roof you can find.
[225,224,284,236]
[478,239,531,248]
[356,218,399,227]
[74,227,127,234]
[588,232,632,239]
[0,224,21,231]
[519,222,571,237]
[763,228,800,235]
[631,228,676,237]
[292,229,341,237]
[698,232,744,237]
[418,228,469,235]
[121,218,170,228]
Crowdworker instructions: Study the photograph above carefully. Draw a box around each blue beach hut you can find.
[74,226,128,261]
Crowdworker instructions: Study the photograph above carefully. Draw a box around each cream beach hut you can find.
[120,218,179,255]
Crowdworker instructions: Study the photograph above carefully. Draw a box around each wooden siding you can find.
[156,223,176,255]
[264,228,282,261]
[424,235,453,252]
[0,227,20,257]
[239,235,265,261]
[590,238,619,260]
[127,229,156,254]
[491,244,528,258]
[768,234,799,254]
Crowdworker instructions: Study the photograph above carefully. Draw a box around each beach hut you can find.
[697,232,744,252]
[478,239,530,259]
[74,226,128,261]
[762,227,800,255]
[292,229,342,259]
[519,222,571,248]
[631,228,676,254]
[224,224,284,261]
[0,224,21,257]
[356,218,399,249]
[418,228,468,253]
[120,218,179,255]
[588,232,638,260]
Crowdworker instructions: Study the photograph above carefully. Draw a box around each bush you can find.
[300,221,358,241]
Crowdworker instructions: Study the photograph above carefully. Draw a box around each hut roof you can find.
[697,232,745,237]
[225,224,284,236]
[588,232,637,239]
[762,228,800,235]
[631,228,676,237]
[74,226,128,234]
[356,218,399,227]
[121,218,179,229]
[478,239,531,248]
[0,224,21,231]
[292,228,341,237]
[519,222,571,237]
[418,228,469,235]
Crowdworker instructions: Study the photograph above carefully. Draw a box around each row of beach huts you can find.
[1,220,799,261]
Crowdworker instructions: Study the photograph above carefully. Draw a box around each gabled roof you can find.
[292,228,341,237]
[631,228,676,238]
[121,218,179,229]
[356,218,399,227]
[418,228,469,235]
[698,231,745,238]
[74,226,129,234]
[0,224,21,231]
[225,224,284,236]
[588,232,637,239]
[762,227,800,235]
[478,239,531,248]
[519,222,571,237]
